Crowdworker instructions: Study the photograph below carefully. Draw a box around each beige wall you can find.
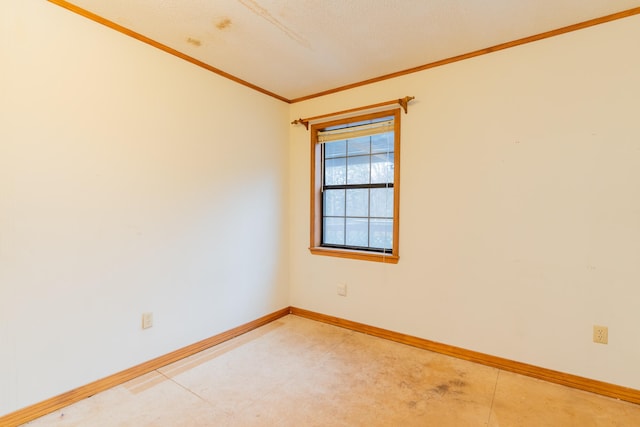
[289,14,640,390]
[0,1,289,415]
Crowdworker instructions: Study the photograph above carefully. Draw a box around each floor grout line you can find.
[486,369,501,426]
[157,370,212,406]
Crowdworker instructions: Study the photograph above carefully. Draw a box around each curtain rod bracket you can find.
[291,118,309,129]
[292,96,415,130]
[399,96,415,114]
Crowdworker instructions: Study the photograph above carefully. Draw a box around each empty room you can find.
[2,1,640,425]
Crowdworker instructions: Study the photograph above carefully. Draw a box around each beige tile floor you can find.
[24,315,640,426]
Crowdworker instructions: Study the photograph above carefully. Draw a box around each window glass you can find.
[370,188,393,218]
[345,188,369,217]
[347,137,371,155]
[371,133,393,153]
[323,189,345,216]
[324,158,346,186]
[346,218,369,247]
[371,153,393,184]
[346,156,370,185]
[323,217,345,245]
[324,140,346,158]
[369,219,393,249]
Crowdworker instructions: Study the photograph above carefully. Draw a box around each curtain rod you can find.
[291,96,415,130]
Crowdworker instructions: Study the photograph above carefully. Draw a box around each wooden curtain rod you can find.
[291,96,415,130]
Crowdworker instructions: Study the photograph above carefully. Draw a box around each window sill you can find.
[309,246,399,264]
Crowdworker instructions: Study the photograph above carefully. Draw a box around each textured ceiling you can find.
[53,0,640,101]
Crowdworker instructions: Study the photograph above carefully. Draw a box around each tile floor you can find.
[24,315,640,426]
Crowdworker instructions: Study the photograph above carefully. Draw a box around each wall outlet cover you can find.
[142,312,153,329]
[593,325,608,344]
[337,283,347,296]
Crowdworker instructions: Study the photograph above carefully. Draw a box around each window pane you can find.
[323,217,345,245]
[370,219,393,249]
[323,189,345,216]
[346,189,369,217]
[371,152,394,184]
[325,157,346,185]
[347,136,370,155]
[324,140,346,158]
[370,188,393,218]
[371,132,394,153]
[347,155,370,185]
[346,218,368,247]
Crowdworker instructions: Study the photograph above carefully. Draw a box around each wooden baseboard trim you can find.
[0,307,291,427]
[4,305,637,425]
[290,307,640,406]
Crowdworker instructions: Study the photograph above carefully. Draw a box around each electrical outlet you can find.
[593,325,608,344]
[337,283,347,297]
[142,312,153,329]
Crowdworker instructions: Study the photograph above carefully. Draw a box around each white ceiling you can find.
[56,0,640,101]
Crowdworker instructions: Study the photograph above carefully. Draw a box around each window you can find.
[310,109,400,263]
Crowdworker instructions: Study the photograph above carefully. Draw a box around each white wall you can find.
[290,14,640,389]
[0,1,289,416]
